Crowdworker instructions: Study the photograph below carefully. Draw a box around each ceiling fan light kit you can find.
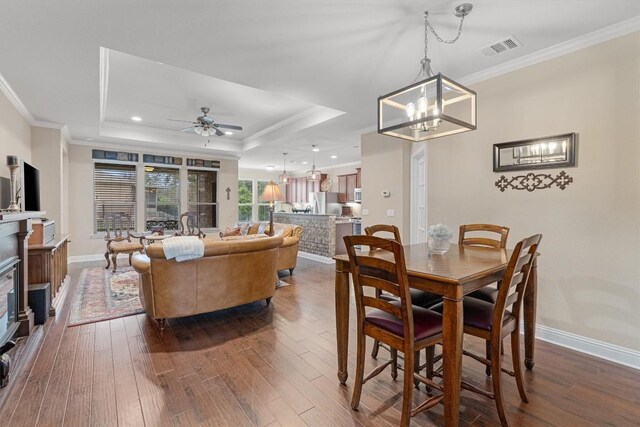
[170,106,243,138]
[378,3,477,142]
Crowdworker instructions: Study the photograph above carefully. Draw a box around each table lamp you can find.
[260,180,284,237]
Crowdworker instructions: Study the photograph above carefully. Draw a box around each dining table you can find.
[333,242,538,427]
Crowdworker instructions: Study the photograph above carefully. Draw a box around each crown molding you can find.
[0,72,35,123]
[460,17,640,86]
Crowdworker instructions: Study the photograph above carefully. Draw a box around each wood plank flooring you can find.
[0,258,639,426]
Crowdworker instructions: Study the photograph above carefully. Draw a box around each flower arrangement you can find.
[427,224,453,241]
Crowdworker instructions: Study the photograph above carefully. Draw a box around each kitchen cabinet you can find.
[356,168,361,188]
[346,174,356,202]
[337,175,348,203]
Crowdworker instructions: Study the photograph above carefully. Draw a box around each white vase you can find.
[428,238,450,255]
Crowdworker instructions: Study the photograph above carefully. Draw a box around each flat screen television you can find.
[21,161,40,212]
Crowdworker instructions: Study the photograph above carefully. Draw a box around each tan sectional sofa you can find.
[223,222,303,275]
[131,235,283,333]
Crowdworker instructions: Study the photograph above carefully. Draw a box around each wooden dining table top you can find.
[333,243,511,284]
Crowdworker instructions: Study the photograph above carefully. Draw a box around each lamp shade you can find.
[260,180,284,203]
[378,73,476,142]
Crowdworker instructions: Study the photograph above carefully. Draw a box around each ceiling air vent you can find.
[479,36,522,57]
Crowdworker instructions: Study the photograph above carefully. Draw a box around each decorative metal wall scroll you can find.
[495,171,573,192]
[493,133,576,172]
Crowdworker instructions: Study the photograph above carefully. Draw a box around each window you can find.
[145,167,180,231]
[238,179,253,222]
[257,180,271,221]
[188,170,217,228]
[94,163,136,233]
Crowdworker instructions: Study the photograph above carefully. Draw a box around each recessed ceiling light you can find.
[131,116,142,122]
[312,147,320,152]
[302,161,308,165]
[331,155,337,159]
[266,165,275,171]
[225,131,233,135]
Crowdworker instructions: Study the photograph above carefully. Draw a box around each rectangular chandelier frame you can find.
[378,73,477,142]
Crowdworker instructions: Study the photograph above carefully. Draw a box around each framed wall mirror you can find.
[493,132,576,172]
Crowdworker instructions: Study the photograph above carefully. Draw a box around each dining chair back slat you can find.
[459,224,509,249]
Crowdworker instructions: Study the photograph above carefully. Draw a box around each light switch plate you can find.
[386,209,395,217]
[362,208,369,215]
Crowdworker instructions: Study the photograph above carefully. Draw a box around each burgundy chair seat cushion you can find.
[430,298,511,331]
[379,289,442,308]
[365,301,442,341]
[468,287,499,304]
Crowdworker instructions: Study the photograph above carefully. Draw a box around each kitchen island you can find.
[273,213,354,259]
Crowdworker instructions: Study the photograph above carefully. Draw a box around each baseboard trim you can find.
[521,322,640,370]
[297,252,335,264]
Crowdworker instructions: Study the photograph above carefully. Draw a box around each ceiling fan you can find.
[168,106,243,137]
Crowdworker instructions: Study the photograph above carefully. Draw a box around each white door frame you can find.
[410,146,427,244]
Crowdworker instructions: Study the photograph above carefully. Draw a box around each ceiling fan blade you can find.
[167,119,197,123]
[215,128,225,136]
[215,124,243,131]
[178,126,196,132]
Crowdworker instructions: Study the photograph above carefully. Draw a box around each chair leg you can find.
[491,339,509,427]
[485,340,492,376]
[289,268,294,276]
[111,253,118,273]
[390,348,398,380]
[511,329,528,403]
[413,351,421,389]
[371,340,380,359]
[129,252,133,266]
[265,297,272,306]
[425,346,435,380]
[350,326,367,410]
[104,252,110,270]
[400,350,414,427]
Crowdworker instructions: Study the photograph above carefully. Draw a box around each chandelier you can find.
[279,152,290,184]
[378,3,477,142]
[306,145,322,181]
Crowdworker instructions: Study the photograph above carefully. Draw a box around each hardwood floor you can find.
[0,258,639,426]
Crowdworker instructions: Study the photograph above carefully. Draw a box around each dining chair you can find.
[431,234,542,426]
[344,235,444,427]
[364,224,442,360]
[459,224,509,304]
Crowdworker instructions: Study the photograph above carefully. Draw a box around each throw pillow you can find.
[237,222,251,236]
[221,226,241,237]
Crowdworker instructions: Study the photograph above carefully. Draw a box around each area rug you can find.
[68,266,143,326]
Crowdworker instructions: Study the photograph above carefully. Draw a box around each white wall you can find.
[68,144,239,257]
[424,32,640,351]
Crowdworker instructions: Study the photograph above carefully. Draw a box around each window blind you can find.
[94,163,137,232]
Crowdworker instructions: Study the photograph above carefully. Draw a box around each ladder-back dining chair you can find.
[345,235,444,426]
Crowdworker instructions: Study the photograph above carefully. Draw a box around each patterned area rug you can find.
[68,266,143,326]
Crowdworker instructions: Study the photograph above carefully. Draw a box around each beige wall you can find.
[31,127,68,231]
[361,132,411,242]
[423,32,640,350]
[68,144,238,257]
[0,90,31,178]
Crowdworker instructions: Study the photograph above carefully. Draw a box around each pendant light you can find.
[306,145,321,181]
[279,152,290,184]
[378,3,477,142]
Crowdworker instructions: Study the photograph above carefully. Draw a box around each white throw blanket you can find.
[161,236,204,262]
